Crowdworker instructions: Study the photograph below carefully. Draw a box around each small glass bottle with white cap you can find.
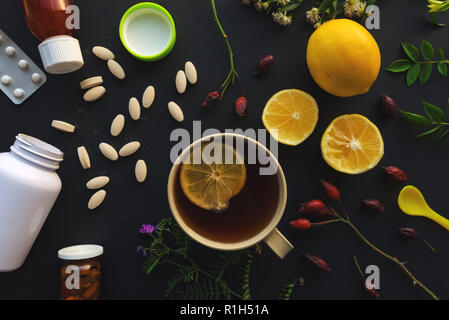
[58,245,103,300]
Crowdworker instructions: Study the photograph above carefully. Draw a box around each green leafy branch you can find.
[139,217,260,300]
[427,0,449,26]
[386,40,449,85]
[139,218,306,300]
[400,100,449,142]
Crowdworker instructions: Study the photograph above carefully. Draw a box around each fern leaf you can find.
[165,274,184,297]
[237,252,254,300]
[142,254,161,275]
[279,281,296,300]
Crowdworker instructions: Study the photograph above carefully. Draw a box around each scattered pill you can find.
[99,142,119,161]
[107,60,125,80]
[168,101,184,122]
[86,176,110,190]
[31,73,42,83]
[119,141,141,157]
[135,160,147,183]
[128,97,141,120]
[18,59,29,70]
[5,46,15,56]
[13,88,24,98]
[110,114,125,137]
[83,86,106,102]
[88,190,106,210]
[80,76,103,90]
[92,46,115,61]
[51,120,76,133]
[142,85,155,108]
[185,61,198,85]
[1,75,12,85]
[77,146,91,169]
[175,70,187,94]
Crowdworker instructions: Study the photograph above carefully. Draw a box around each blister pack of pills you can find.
[0,29,46,105]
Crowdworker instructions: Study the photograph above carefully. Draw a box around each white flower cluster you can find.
[272,11,292,26]
[343,0,366,18]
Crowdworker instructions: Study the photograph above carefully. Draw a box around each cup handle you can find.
[263,228,294,259]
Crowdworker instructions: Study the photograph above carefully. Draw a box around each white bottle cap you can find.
[58,245,103,260]
[38,35,84,74]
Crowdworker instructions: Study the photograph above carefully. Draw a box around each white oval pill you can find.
[18,60,29,70]
[175,70,187,94]
[135,160,147,183]
[129,97,141,120]
[92,46,115,61]
[168,101,184,122]
[5,46,15,56]
[51,120,76,133]
[88,190,106,210]
[99,142,119,161]
[185,61,198,84]
[119,141,141,157]
[110,114,125,137]
[31,73,42,83]
[77,146,91,169]
[86,176,110,190]
[13,88,24,98]
[142,85,155,108]
[83,86,106,102]
[107,59,126,80]
[1,75,12,85]
[80,76,103,90]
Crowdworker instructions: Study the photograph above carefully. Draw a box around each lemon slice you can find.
[262,89,319,146]
[180,142,246,212]
[321,114,384,174]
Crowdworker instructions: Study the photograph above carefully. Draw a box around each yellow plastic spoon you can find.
[398,185,449,231]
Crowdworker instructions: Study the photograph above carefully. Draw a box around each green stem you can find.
[420,237,436,253]
[417,60,449,64]
[431,121,449,125]
[210,0,241,96]
[353,256,365,279]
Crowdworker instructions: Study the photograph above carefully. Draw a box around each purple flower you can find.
[139,224,155,234]
[136,245,147,257]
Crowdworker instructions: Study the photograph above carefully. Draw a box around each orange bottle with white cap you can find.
[21,0,84,74]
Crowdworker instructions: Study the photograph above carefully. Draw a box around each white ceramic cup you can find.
[168,133,293,259]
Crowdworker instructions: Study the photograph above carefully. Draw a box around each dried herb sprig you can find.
[400,100,449,142]
[203,0,246,113]
[386,40,449,85]
[292,180,439,300]
[427,0,449,26]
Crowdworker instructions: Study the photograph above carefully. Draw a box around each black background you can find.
[0,0,448,300]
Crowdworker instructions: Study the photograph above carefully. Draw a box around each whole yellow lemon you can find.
[306,19,381,98]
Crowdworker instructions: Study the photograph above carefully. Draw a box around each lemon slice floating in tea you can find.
[180,142,246,212]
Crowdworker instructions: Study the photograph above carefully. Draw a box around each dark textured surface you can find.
[0,0,448,300]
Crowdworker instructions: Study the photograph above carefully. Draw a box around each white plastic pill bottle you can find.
[0,134,63,272]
